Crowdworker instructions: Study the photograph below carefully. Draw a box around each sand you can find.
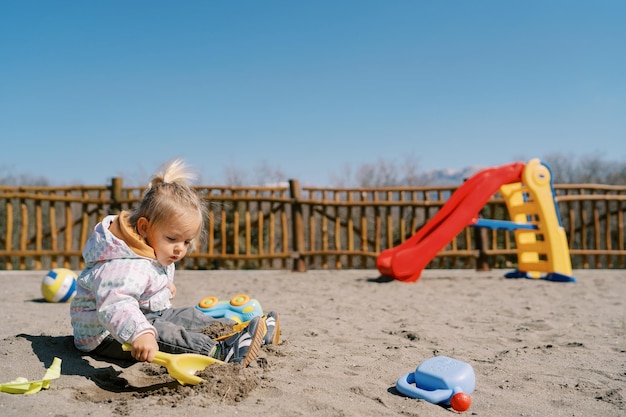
[0,269,624,417]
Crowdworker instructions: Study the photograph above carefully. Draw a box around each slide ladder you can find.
[494,159,574,282]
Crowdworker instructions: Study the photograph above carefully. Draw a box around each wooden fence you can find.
[0,180,625,271]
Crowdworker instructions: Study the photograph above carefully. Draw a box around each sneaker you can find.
[263,311,280,345]
[217,316,266,367]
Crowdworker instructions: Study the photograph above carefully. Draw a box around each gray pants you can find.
[91,307,236,360]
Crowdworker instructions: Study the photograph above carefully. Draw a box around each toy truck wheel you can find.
[198,296,219,309]
[230,294,250,307]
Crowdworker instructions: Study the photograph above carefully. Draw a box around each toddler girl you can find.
[70,158,279,367]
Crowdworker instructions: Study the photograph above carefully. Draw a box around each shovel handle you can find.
[121,343,171,366]
[121,343,225,365]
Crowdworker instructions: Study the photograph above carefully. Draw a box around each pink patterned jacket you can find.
[70,214,174,352]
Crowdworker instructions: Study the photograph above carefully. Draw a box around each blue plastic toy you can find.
[195,294,263,323]
[396,356,475,412]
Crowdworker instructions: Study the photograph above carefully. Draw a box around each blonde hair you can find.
[128,158,208,252]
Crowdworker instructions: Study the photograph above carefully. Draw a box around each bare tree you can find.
[355,159,399,187]
[401,153,424,186]
[253,160,287,186]
[330,154,422,187]
[329,163,353,187]
[223,160,287,186]
[543,152,626,184]
[0,165,49,186]
[605,163,626,184]
[223,163,248,186]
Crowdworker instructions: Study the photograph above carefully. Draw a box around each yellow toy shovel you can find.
[0,357,62,395]
[122,344,224,385]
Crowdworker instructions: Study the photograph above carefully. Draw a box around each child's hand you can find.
[168,282,177,299]
[131,333,159,362]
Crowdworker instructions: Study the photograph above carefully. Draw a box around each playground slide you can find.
[376,162,526,282]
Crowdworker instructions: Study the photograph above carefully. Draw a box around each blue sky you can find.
[1,1,625,186]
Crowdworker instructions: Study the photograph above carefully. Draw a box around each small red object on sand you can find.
[450,392,472,412]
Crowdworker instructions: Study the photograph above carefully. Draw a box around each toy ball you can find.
[41,268,77,303]
[450,392,472,412]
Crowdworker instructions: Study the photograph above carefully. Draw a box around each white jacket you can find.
[70,213,174,352]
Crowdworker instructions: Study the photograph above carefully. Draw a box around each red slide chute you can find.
[376,162,525,282]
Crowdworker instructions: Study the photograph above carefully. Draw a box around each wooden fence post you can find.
[289,179,307,272]
[474,227,491,271]
[110,177,123,214]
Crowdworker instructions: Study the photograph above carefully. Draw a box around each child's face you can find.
[140,212,201,266]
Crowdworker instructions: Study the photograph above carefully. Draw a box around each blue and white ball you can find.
[41,268,77,303]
